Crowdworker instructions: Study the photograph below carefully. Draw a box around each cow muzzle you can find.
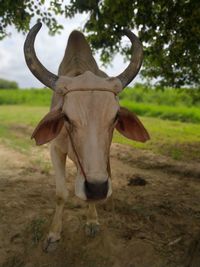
[84,180,108,200]
[75,175,112,201]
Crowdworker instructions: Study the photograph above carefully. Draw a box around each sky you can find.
[0,12,141,88]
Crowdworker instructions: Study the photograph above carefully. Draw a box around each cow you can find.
[24,22,150,251]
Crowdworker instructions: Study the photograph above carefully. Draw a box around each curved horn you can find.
[116,30,143,88]
[24,22,58,90]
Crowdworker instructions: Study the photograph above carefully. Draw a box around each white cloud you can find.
[0,14,141,88]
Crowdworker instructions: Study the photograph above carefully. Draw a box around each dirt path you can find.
[0,143,200,267]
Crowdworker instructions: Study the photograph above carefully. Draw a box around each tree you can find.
[0,0,199,87]
[0,0,63,38]
[0,78,18,89]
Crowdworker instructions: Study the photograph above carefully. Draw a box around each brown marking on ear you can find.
[31,109,65,145]
[115,107,150,142]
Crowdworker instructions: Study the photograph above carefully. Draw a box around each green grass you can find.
[0,125,31,153]
[2,85,198,107]
[0,105,49,125]
[0,88,200,123]
[0,105,200,161]
[119,85,200,107]
[0,89,52,106]
[28,217,47,245]
[0,106,48,153]
[113,116,200,160]
[120,100,200,123]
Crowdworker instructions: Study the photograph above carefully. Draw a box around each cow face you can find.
[57,72,121,200]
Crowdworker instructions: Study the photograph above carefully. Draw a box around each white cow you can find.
[24,23,150,251]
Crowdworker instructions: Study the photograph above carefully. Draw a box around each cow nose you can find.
[84,180,108,200]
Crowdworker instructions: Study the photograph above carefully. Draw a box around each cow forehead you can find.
[63,90,119,123]
[55,71,122,95]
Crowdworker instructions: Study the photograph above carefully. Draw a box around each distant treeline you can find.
[0,78,19,89]
[0,86,199,123]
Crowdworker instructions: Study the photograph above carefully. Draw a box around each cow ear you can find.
[115,107,150,142]
[31,109,65,145]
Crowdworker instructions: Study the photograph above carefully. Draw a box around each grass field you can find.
[0,89,52,106]
[0,86,199,161]
[0,88,200,123]
[120,99,200,123]
[0,105,200,161]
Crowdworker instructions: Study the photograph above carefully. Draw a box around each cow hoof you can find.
[85,222,100,237]
[42,235,60,252]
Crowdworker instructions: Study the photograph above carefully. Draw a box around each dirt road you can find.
[0,143,200,267]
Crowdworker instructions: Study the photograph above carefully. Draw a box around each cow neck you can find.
[65,126,111,181]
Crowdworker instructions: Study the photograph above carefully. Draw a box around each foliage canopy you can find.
[0,0,199,87]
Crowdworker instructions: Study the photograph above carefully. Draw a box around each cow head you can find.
[24,23,150,201]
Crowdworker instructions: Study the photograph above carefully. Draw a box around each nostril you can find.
[84,180,108,200]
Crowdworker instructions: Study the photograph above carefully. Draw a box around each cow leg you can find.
[43,144,67,252]
[85,203,100,237]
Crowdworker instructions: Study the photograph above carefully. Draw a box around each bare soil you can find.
[0,142,200,267]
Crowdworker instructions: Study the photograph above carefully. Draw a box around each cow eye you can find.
[64,114,71,123]
[113,113,119,123]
